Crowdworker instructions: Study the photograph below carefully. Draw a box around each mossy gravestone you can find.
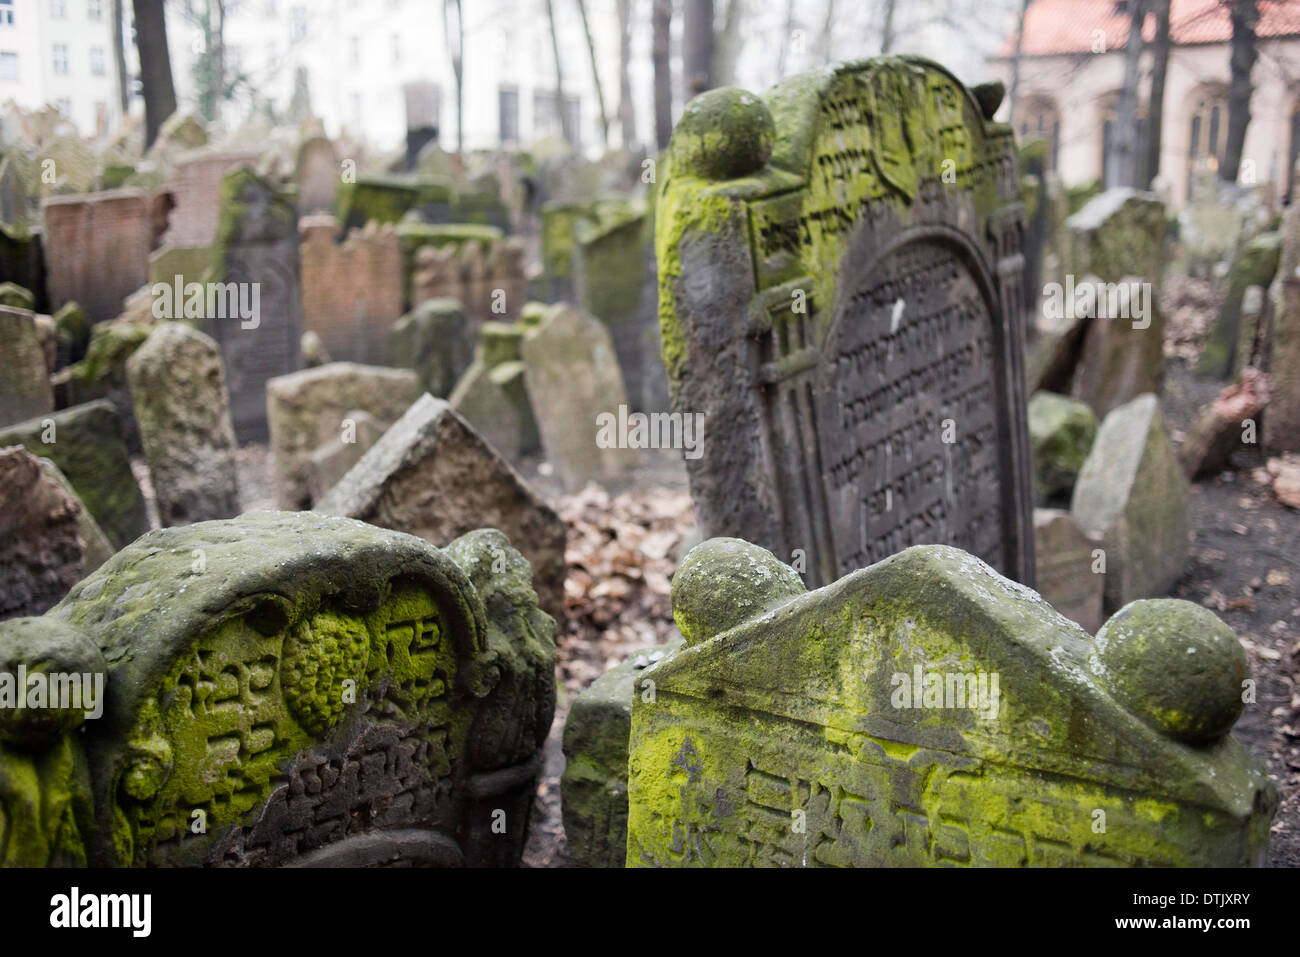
[1199,231,1281,381]
[624,538,1274,867]
[657,58,1035,589]
[0,399,147,549]
[389,297,476,399]
[0,304,54,427]
[0,511,555,867]
[1027,391,1097,504]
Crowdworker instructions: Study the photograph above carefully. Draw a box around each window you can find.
[87,0,102,20]
[0,0,14,26]
[499,86,519,144]
[0,52,18,81]
[52,43,68,74]
[55,97,71,117]
[289,5,307,40]
[1014,95,1060,174]
[49,0,66,17]
[89,45,105,76]
[1186,88,1229,197]
[1098,92,1147,189]
[95,101,107,136]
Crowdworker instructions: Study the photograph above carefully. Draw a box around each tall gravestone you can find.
[625,538,1275,867]
[0,512,556,867]
[209,168,303,441]
[296,135,339,215]
[0,305,54,427]
[657,60,1034,588]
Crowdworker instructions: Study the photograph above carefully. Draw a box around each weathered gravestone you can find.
[1199,231,1281,381]
[296,135,339,215]
[1032,507,1103,634]
[306,409,387,503]
[126,322,241,527]
[522,303,637,490]
[0,446,93,619]
[1026,391,1097,504]
[208,168,304,442]
[317,394,567,623]
[624,537,1275,867]
[657,61,1035,588]
[0,399,148,549]
[266,362,421,509]
[389,297,477,398]
[0,511,556,866]
[1265,200,1300,454]
[0,305,55,427]
[1071,393,1189,612]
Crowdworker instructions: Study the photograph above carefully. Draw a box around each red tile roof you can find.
[996,0,1300,58]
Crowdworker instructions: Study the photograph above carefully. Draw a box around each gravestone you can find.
[208,168,304,442]
[317,394,567,623]
[389,297,477,398]
[522,303,637,490]
[0,153,31,226]
[1071,393,1188,612]
[1063,190,1167,416]
[36,456,113,575]
[625,538,1275,867]
[1027,391,1097,504]
[1199,232,1281,380]
[126,323,241,527]
[266,362,421,509]
[0,305,55,427]
[0,511,555,866]
[160,150,259,248]
[0,399,147,549]
[657,61,1034,588]
[306,409,387,503]
[1032,507,1103,634]
[0,446,90,620]
[296,135,339,214]
[0,222,46,304]
[1267,265,1300,455]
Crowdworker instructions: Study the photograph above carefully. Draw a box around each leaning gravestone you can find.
[1032,507,1103,634]
[389,297,476,398]
[522,303,637,490]
[657,60,1035,588]
[1026,391,1098,504]
[1071,393,1188,612]
[1199,231,1281,381]
[318,394,568,623]
[0,512,556,867]
[0,399,148,549]
[267,362,421,509]
[126,323,241,526]
[0,305,55,427]
[306,409,387,503]
[624,538,1275,866]
[208,168,303,441]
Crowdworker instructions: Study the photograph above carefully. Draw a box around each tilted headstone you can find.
[389,297,477,398]
[317,394,567,623]
[0,153,31,227]
[296,135,339,215]
[1026,391,1097,505]
[522,303,637,490]
[126,323,241,527]
[0,305,55,427]
[656,62,1034,587]
[1071,393,1188,612]
[306,409,386,503]
[1063,190,1167,416]
[208,168,304,442]
[0,512,556,866]
[36,456,113,575]
[1199,231,1281,380]
[1267,273,1300,456]
[1032,507,1103,634]
[624,538,1275,867]
[0,446,92,619]
[0,399,148,549]
[266,362,421,509]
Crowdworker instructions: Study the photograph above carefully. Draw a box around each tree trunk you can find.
[1222,0,1259,182]
[617,0,636,147]
[1105,0,1146,188]
[714,0,744,85]
[132,0,177,149]
[545,0,571,146]
[1007,0,1030,126]
[1144,0,1171,186]
[112,0,129,115]
[881,0,897,54]
[818,0,836,63]
[443,0,464,151]
[652,0,673,150]
[776,0,795,76]
[683,0,714,97]
[576,0,609,147]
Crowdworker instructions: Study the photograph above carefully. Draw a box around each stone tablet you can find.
[1032,507,1103,634]
[266,362,421,509]
[0,446,89,619]
[126,322,241,527]
[0,512,555,867]
[296,136,339,215]
[1071,393,1189,612]
[0,305,54,427]
[0,399,148,549]
[389,297,476,398]
[317,394,567,623]
[625,538,1275,867]
[522,303,637,490]
[657,59,1034,588]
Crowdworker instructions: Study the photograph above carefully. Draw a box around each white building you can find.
[0,0,123,138]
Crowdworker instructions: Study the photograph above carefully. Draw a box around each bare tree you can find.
[881,0,897,54]
[683,0,714,96]
[575,0,610,147]
[617,0,637,147]
[1007,0,1030,128]
[443,0,464,151]
[652,0,673,149]
[776,0,795,77]
[1105,0,1146,188]
[1144,0,1171,186]
[545,0,572,145]
[1222,0,1259,182]
[132,0,177,148]
[714,0,745,85]
[112,0,129,115]
[817,0,836,63]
